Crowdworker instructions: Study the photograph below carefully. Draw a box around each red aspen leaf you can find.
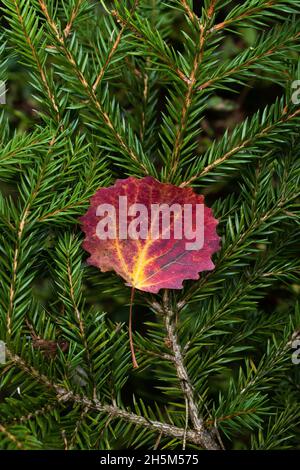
[80,176,220,293]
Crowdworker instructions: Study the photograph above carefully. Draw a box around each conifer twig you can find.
[11,0,61,123]
[0,424,24,449]
[169,24,205,177]
[66,255,97,398]
[6,136,58,337]
[207,0,218,19]
[180,0,199,25]
[63,0,83,37]
[38,0,148,173]
[6,349,218,448]
[169,0,218,177]
[181,106,300,187]
[162,292,220,450]
[197,30,300,91]
[92,0,139,91]
[209,0,279,33]
[111,9,190,84]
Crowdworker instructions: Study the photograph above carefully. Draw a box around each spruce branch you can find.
[111,8,190,84]
[179,0,199,25]
[5,349,218,448]
[210,0,300,32]
[207,0,218,19]
[6,207,29,337]
[198,24,300,92]
[38,0,149,174]
[168,23,206,177]
[251,408,300,450]
[179,154,300,306]
[0,129,51,180]
[181,103,300,186]
[4,153,52,336]
[162,291,220,450]
[68,405,89,450]
[182,245,299,340]
[63,0,84,38]
[3,133,61,338]
[36,200,87,223]
[1,0,300,450]
[205,407,258,427]
[0,424,24,449]
[181,211,299,307]
[4,0,62,123]
[55,235,97,398]
[2,403,57,427]
[92,0,139,92]
[163,1,220,179]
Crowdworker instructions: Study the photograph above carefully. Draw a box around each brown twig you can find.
[64,0,83,38]
[209,0,278,33]
[207,0,218,19]
[93,0,139,91]
[180,0,199,25]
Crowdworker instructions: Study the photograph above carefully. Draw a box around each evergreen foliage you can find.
[0,0,299,450]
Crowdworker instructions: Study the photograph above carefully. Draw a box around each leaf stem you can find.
[129,287,138,368]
